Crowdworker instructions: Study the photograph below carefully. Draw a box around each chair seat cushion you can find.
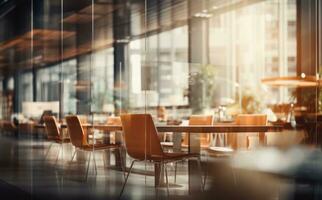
[208,146,234,153]
[167,143,210,149]
[182,144,210,149]
[147,152,199,162]
[164,152,199,160]
[80,143,120,151]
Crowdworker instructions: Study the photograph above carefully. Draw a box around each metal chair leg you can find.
[55,144,63,166]
[44,142,54,161]
[68,149,77,175]
[165,163,170,197]
[93,151,97,175]
[69,148,75,161]
[158,162,163,187]
[203,153,209,190]
[85,151,92,181]
[196,157,205,192]
[118,148,126,179]
[70,149,77,162]
[174,162,177,183]
[119,160,136,198]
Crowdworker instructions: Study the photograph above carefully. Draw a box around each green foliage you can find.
[191,64,217,112]
[240,87,263,114]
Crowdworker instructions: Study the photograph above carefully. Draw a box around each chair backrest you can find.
[182,115,213,147]
[230,114,267,149]
[236,114,267,125]
[43,116,60,140]
[65,115,87,147]
[120,114,164,160]
[189,115,213,125]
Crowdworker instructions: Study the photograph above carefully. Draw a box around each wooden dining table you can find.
[36,122,282,192]
[36,123,282,133]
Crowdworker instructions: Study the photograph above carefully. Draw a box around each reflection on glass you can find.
[0,0,321,199]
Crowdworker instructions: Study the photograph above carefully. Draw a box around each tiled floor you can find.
[0,134,194,200]
[1,133,316,200]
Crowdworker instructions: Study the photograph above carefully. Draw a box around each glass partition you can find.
[0,0,321,199]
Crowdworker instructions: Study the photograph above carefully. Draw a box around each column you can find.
[188,0,208,193]
[113,0,130,114]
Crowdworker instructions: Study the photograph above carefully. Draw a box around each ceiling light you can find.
[194,12,212,18]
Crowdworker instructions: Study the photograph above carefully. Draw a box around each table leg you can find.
[114,131,125,169]
[103,131,111,166]
[155,131,182,187]
[259,132,265,145]
[114,148,122,169]
[173,132,182,153]
[188,132,202,193]
[154,162,163,187]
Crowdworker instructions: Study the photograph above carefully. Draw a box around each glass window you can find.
[208,0,297,113]
[129,26,189,108]
[37,65,60,102]
[62,59,77,115]
[91,48,114,113]
[21,72,33,102]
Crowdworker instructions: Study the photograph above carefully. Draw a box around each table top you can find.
[36,123,282,133]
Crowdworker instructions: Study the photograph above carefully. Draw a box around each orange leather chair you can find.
[44,116,68,141]
[183,115,213,148]
[65,115,125,181]
[43,116,70,163]
[229,114,267,149]
[119,114,204,197]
